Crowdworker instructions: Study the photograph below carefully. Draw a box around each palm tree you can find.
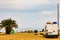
[0,18,18,34]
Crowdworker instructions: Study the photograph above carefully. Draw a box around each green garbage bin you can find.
[10,29,16,34]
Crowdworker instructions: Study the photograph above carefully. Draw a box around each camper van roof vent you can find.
[52,22,57,24]
[46,22,51,24]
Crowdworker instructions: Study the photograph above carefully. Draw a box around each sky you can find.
[0,0,60,32]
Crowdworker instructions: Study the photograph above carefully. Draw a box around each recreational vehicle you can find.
[44,22,59,38]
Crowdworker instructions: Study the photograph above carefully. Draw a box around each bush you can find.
[40,32,43,35]
[20,31,24,33]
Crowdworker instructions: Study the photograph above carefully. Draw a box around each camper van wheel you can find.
[55,36,58,38]
[43,35,45,37]
[46,36,48,38]
[45,35,48,38]
[56,36,58,38]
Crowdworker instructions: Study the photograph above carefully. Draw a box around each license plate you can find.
[48,32,52,34]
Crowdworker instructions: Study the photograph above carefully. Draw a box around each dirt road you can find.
[0,33,59,40]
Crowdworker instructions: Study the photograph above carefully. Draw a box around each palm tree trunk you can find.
[5,27,12,34]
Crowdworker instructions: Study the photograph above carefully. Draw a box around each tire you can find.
[54,35,58,38]
[45,35,48,38]
[56,36,58,38]
[45,34,48,38]
[46,36,48,38]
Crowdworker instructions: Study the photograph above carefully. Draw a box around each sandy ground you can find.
[0,33,59,40]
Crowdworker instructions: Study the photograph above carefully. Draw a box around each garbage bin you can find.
[34,30,38,33]
[10,29,16,34]
[34,30,38,35]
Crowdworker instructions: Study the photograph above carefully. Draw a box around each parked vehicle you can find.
[43,22,59,38]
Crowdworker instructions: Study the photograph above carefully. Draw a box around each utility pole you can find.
[57,3,59,28]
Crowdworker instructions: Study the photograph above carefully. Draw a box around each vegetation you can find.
[0,18,18,34]
[27,30,33,33]
[42,29,44,32]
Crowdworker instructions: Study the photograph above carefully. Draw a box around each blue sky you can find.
[0,0,60,32]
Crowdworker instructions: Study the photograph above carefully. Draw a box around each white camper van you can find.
[44,22,59,38]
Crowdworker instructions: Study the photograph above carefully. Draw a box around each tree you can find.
[0,18,18,34]
[42,29,44,32]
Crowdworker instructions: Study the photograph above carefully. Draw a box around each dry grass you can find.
[0,32,59,40]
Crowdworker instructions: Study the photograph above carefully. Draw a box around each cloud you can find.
[0,0,57,9]
[0,0,60,32]
[0,9,57,30]
[0,8,60,32]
